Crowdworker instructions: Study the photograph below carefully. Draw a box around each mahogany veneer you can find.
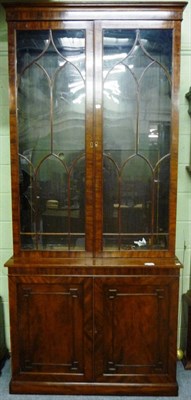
[3,1,186,395]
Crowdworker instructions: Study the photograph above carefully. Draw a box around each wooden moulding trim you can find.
[2,2,188,22]
[4,254,182,269]
[9,380,178,396]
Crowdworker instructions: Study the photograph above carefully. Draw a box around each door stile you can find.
[85,22,95,253]
[93,21,104,254]
[168,20,181,256]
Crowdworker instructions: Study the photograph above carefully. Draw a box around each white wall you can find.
[0,3,12,349]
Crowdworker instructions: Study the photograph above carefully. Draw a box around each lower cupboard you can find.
[6,259,180,396]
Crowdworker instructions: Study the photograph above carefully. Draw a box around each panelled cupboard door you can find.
[9,276,93,382]
[94,276,179,383]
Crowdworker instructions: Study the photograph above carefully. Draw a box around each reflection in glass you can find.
[17,30,86,250]
[103,29,172,250]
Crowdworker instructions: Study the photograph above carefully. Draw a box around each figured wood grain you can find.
[8,266,179,395]
[4,0,186,258]
[4,1,186,396]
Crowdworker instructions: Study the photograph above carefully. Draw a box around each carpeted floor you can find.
[0,359,191,399]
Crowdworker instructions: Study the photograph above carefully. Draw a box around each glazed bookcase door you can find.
[94,21,180,257]
[9,14,181,258]
[14,22,94,254]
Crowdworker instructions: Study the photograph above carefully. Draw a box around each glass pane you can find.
[103,155,119,234]
[17,29,86,251]
[103,28,172,251]
[53,63,85,152]
[103,66,137,155]
[139,65,171,167]
[139,30,172,74]
[103,30,137,155]
[154,157,170,234]
[17,30,50,73]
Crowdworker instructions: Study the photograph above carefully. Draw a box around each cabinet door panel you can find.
[16,22,94,253]
[96,23,173,253]
[94,276,178,383]
[10,276,93,382]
